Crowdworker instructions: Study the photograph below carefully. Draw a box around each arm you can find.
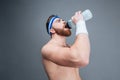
[70,34,90,67]
[70,11,90,67]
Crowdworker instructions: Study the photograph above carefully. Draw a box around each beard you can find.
[54,27,71,37]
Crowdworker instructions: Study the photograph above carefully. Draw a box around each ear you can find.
[50,28,55,34]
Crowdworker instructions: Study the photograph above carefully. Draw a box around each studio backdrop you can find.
[0,0,120,80]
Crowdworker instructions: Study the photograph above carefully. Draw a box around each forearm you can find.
[74,34,90,61]
[70,20,90,66]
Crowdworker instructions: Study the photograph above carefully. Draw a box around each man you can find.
[41,11,90,80]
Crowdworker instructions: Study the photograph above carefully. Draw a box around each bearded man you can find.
[41,11,90,80]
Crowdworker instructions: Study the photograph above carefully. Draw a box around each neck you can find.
[51,34,66,46]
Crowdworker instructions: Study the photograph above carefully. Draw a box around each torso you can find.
[42,59,82,80]
[42,40,82,80]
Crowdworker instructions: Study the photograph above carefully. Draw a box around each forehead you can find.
[53,18,60,23]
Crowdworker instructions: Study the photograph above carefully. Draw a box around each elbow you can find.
[78,51,90,67]
[80,58,89,67]
[70,49,90,67]
[73,54,90,67]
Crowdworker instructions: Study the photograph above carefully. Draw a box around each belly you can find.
[43,59,81,80]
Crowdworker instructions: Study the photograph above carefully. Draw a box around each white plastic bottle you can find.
[67,9,93,28]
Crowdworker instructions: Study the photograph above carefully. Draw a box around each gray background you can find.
[0,0,120,80]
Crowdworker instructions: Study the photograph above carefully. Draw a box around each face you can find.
[51,18,71,36]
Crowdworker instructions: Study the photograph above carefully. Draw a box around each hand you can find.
[71,11,84,24]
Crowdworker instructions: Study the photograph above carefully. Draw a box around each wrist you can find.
[76,20,88,35]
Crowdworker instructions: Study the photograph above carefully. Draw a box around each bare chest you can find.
[42,59,81,80]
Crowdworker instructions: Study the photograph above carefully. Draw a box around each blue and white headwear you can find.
[48,16,59,35]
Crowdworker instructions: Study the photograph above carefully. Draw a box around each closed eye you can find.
[55,18,61,23]
[57,19,61,22]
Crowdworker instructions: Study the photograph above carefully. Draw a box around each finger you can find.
[78,11,81,14]
[71,16,74,20]
[75,12,78,15]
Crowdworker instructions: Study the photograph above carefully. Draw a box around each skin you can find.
[41,11,90,80]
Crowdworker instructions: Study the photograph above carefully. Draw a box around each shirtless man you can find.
[41,11,90,80]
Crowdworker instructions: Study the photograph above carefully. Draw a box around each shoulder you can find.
[41,42,55,56]
[41,44,49,54]
[41,44,49,59]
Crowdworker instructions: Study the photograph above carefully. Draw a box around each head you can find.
[46,15,71,37]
